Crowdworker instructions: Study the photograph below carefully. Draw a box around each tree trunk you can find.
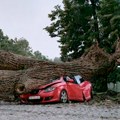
[0,40,120,100]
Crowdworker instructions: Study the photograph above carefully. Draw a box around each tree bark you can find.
[0,40,120,100]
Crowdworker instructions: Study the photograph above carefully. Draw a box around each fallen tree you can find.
[0,40,120,101]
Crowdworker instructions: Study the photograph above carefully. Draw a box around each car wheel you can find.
[60,90,68,103]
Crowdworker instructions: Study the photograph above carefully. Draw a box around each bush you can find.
[107,66,120,83]
[92,77,108,92]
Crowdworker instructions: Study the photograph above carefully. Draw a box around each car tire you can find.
[60,90,68,103]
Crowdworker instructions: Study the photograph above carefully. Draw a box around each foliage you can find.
[98,0,120,53]
[11,38,33,57]
[32,51,49,61]
[107,67,120,83]
[92,77,108,92]
[45,0,94,61]
[0,29,48,61]
[0,29,14,51]
[45,0,120,61]
[90,0,100,43]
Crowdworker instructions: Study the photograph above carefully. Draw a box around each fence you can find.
[108,82,120,92]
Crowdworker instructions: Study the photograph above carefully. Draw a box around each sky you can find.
[0,0,63,59]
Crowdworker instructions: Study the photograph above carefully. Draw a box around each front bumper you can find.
[20,89,60,104]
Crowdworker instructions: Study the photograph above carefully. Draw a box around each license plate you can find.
[29,96,40,100]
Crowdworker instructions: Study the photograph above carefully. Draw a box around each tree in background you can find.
[0,29,48,61]
[0,29,14,51]
[12,37,33,57]
[33,51,49,61]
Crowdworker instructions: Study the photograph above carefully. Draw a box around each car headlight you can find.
[44,87,55,92]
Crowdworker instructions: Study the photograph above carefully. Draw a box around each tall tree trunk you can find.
[90,0,100,43]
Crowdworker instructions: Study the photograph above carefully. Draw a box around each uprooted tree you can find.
[0,40,120,101]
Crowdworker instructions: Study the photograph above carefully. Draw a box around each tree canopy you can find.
[0,29,48,61]
[45,0,120,61]
[98,0,120,53]
[45,0,93,61]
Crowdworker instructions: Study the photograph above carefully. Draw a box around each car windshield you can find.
[74,75,82,84]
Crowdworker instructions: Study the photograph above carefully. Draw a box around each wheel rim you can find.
[60,90,68,103]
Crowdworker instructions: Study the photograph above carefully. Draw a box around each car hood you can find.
[39,79,63,89]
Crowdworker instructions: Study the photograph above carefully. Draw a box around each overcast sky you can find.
[0,0,62,59]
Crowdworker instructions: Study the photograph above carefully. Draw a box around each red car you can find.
[19,75,92,104]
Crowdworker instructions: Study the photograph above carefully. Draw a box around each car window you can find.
[74,75,82,84]
[63,76,71,82]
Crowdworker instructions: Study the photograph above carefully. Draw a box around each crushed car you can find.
[19,75,92,104]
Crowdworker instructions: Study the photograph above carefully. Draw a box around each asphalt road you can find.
[0,102,120,120]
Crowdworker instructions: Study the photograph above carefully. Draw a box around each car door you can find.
[80,81,92,101]
[66,81,83,101]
